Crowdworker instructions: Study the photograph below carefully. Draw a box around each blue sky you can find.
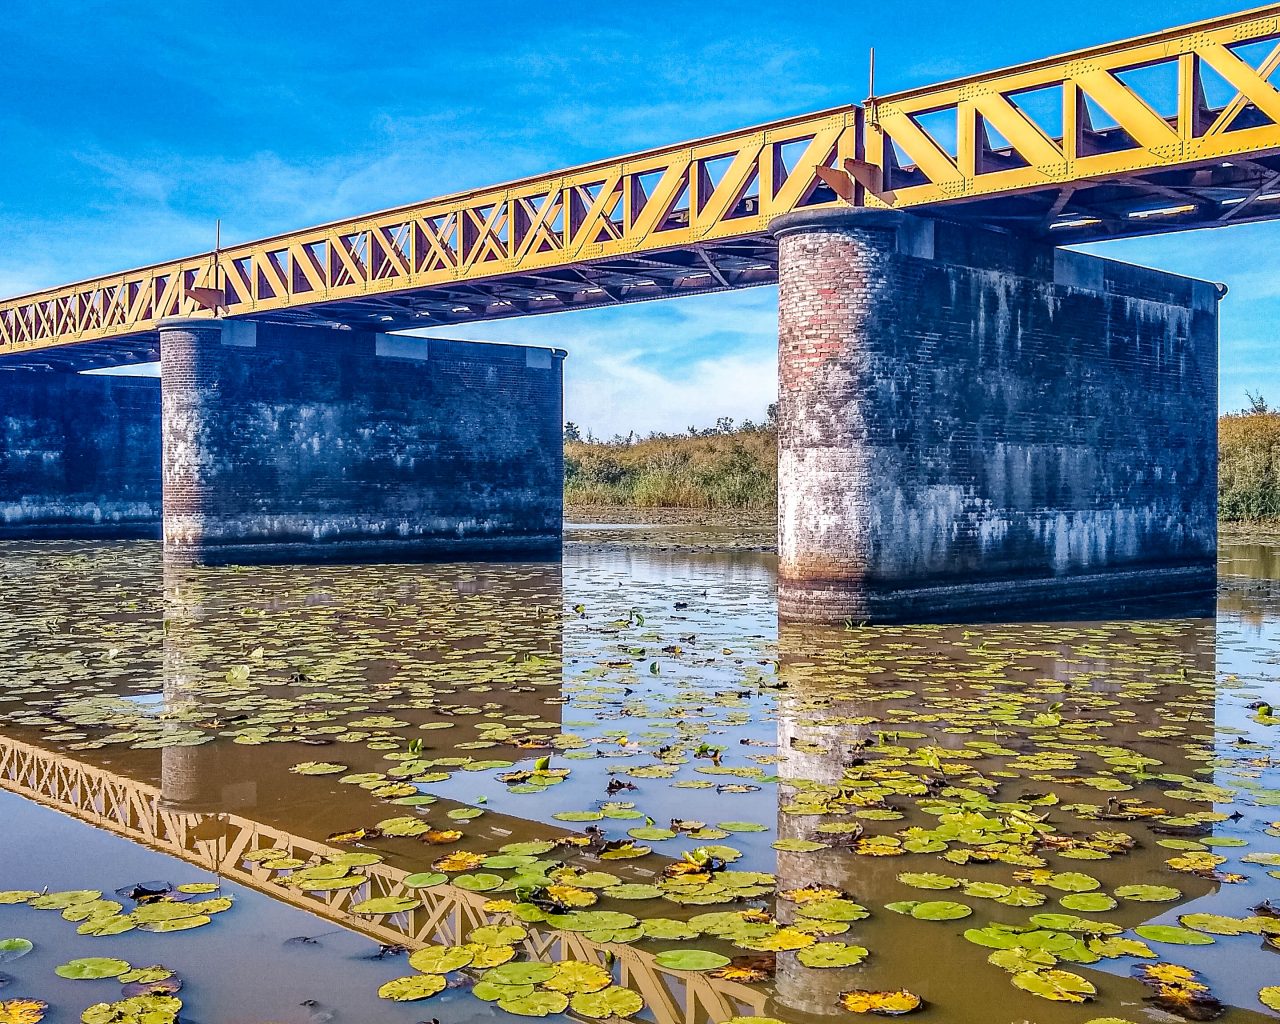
[0,0,1270,436]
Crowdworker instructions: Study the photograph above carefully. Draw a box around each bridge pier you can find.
[0,369,161,537]
[773,208,1219,623]
[158,319,564,564]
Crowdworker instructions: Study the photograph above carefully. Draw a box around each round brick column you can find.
[771,208,903,623]
[158,318,226,561]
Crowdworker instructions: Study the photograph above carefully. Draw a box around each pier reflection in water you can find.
[0,536,1276,1024]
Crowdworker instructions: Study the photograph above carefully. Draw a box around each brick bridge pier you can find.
[0,210,1219,620]
[772,208,1219,623]
[0,326,565,563]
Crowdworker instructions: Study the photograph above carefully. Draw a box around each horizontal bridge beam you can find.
[0,109,858,361]
[8,6,1280,363]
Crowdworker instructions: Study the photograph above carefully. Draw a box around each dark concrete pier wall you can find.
[159,319,564,563]
[773,208,1219,623]
[0,370,161,537]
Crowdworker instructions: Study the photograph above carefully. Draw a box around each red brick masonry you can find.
[773,207,1219,623]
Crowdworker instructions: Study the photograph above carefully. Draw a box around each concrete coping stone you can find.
[769,206,905,238]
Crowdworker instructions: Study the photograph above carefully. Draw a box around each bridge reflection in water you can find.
[2,538,1275,1023]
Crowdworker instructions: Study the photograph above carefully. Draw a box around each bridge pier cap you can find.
[769,203,1218,624]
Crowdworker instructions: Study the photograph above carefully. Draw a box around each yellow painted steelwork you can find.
[6,5,1280,363]
[0,108,857,361]
[858,4,1280,207]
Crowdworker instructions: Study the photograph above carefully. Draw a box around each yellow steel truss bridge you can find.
[4,5,1280,367]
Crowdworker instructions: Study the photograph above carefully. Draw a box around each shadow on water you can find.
[0,534,1276,1023]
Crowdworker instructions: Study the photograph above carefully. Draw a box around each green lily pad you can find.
[452,873,504,892]
[290,761,347,775]
[469,925,528,946]
[1114,884,1181,902]
[55,957,131,980]
[911,901,972,921]
[772,839,829,852]
[351,896,419,915]
[654,950,731,971]
[640,918,702,940]
[1059,893,1117,913]
[0,939,33,963]
[484,962,557,986]
[1012,969,1097,1002]
[498,989,570,1017]
[796,942,870,968]
[1132,925,1215,945]
[137,915,211,932]
[404,872,448,889]
[543,960,613,994]
[571,986,646,1018]
[604,884,662,900]
[408,945,474,973]
[378,974,447,1001]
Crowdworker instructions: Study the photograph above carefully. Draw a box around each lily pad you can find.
[55,957,131,980]
[1012,969,1097,1002]
[497,990,570,1017]
[0,941,32,965]
[1133,925,1215,945]
[654,950,731,971]
[377,974,447,1001]
[543,960,613,994]
[483,962,557,986]
[1114,884,1181,902]
[570,986,646,1018]
[404,872,448,889]
[911,901,972,921]
[838,988,923,1015]
[796,942,870,968]
[408,945,473,973]
[0,998,47,1023]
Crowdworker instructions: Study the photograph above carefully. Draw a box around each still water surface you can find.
[0,530,1277,1024]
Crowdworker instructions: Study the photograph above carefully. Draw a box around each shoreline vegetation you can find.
[564,403,1280,529]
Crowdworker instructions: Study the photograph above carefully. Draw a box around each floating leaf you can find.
[469,925,527,946]
[796,942,869,968]
[543,961,613,994]
[289,761,347,775]
[570,986,645,1018]
[377,974,447,1001]
[55,957,131,980]
[1114,884,1181,902]
[483,962,557,986]
[837,989,923,1015]
[351,896,419,915]
[0,942,31,965]
[1012,969,1096,1002]
[898,873,960,890]
[654,950,731,971]
[404,872,448,889]
[1133,925,1215,946]
[407,945,473,973]
[498,990,570,1017]
[0,998,47,1024]
[910,901,972,921]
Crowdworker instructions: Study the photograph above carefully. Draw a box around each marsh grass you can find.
[1220,411,1280,523]
[565,429,777,511]
[565,413,1280,521]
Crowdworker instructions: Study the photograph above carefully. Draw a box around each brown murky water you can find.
[0,528,1277,1024]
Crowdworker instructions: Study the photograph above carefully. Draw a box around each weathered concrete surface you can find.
[773,207,1218,623]
[0,370,161,537]
[159,319,565,563]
